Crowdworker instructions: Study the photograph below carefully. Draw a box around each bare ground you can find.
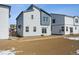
[0,36,79,55]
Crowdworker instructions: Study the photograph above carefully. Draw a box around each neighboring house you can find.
[16,4,51,36]
[0,4,11,39]
[51,13,79,35]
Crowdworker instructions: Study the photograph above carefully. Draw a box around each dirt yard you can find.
[0,36,79,55]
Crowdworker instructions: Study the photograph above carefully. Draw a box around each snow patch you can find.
[64,37,79,40]
[76,49,79,55]
[0,48,16,55]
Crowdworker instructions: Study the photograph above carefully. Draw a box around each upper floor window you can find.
[33,27,36,32]
[75,19,78,23]
[52,19,55,23]
[43,17,48,22]
[26,26,29,32]
[31,15,34,19]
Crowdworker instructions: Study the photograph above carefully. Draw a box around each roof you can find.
[16,11,23,20]
[51,13,74,18]
[0,4,11,8]
[24,4,51,16]
[0,4,11,17]
[73,16,79,18]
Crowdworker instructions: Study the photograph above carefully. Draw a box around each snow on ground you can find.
[64,37,79,40]
[75,49,79,55]
[0,48,16,55]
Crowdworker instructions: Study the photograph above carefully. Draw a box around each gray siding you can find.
[40,11,50,26]
[16,12,23,36]
[51,14,65,25]
[51,14,65,34]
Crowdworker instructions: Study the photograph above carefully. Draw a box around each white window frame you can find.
[43,17,48,22]
[75,19,78,23]
[33,26,36,32]
[42,28,47,33]
[26,26,29,32]
[31,15,34,19]
[66,27,68,31]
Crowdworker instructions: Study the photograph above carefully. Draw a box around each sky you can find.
[9,4,79,24]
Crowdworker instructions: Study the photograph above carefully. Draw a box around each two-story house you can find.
[0,4,11,39]
[16,4,51,36]
[16,4,79,36]
[51,13,79,35]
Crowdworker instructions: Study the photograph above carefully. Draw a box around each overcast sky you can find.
[9,4,79,24]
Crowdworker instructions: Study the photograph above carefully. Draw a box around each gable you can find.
[26,4,40,12]
[26,4,51,16]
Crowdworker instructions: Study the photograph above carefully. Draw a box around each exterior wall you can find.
[73,26,79,34]
[65,16,74,25]
[40,11,50,26]
[73,17,79,34]
[22,7,51,36]
[16,12,23,36]
[51,14,79,35]
[40,11,51,35]
[51,14,65,34]
[64,16,74,34]
[51,14,65,25]
[65,25,79,34]
[73,17,79,25]
[0,7,9,39]
[41,26,51,35]
[64,16,79,34]
[51,25,65,35]
[23,7,41,36]
[64,25,74,34]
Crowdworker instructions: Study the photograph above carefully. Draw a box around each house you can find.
[0,4,11,39]
[51,13,79,35]
[16,4,51,36]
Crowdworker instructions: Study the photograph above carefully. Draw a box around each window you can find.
[61,26,64,31]
[42,28,47,33]
[33,27,36,32]
[26,27,29,32]
[31,15,34,19]
[43,17,48,22]
[18,25,21,29]
[43,17,45,22]
[70,27,73,33]
[75,19,78,23]
[46,17,48,22]
[52,19,55,23]
[66,27,68,31]
[75,26,77,30]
